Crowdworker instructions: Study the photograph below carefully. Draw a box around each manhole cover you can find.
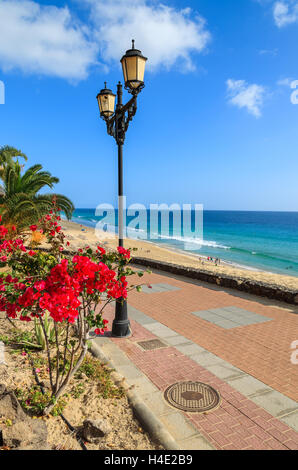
[164,381,220,413]
[137,339,167,351]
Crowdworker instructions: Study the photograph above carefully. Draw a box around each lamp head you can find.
[120,40,147,94]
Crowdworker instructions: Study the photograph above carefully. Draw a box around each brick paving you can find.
[127,270,298,401]
[100,269,298,450]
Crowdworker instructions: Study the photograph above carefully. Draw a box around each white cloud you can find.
[83,0,211,71]
[259,48,278,55]
[0,0,98,80]
[226,79,266,118]
[277,77,293,86]
[0,0,211,81]
[273,1,298,27]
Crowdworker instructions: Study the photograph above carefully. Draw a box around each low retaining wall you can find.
[132,257,298,306]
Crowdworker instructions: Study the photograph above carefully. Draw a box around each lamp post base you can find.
[112,299,131,338]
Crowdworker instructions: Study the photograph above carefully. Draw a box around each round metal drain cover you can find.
[164,381,220,413]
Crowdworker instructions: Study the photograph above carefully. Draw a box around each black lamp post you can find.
[96,40,147,338]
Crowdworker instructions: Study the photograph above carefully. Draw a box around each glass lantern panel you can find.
[125,56,137,82]
[136,57,146,83]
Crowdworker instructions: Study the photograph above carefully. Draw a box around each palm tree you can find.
[0,146,28,180]
[0,161,74,230]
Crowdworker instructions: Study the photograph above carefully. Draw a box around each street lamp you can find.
[96,40,147,338]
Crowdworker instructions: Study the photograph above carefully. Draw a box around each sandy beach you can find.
[61,219,298,292]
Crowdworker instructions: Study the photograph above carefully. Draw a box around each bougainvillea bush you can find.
[0,204,143,414]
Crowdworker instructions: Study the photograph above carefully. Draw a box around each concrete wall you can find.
[132,257,298,306]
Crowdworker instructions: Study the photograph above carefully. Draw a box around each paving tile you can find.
[145,323,179,338]
[141,285,160,293]
[206,363,246,380]
[109,353,130,367]
[280,411,298,432]
[192,307,272,329]
[127,376,160,395]
[141,283,180,294]
[192,310,219,321]
[159,412,199,441]
[178,435,215,450]
[128,305,156,325]
[175,343,206,356]
[212,319,239,329]
[190,351,227,367]
[92,335,111,346]
[165,336,193,347]
[142,391,173,416]
[115,364,143,381]
[227,375,272,397]
[223,306,272,322]
[102,269,298,448]
[157,283,181,292]
[251,390,298,418]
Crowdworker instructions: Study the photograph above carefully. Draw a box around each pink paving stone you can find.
[227,435,252,450]
[253,416,280,431]
[228,424,254,440]
[243,437,272,451]
[192,419,217,434]
[235,415,256,429]
[222,444,242,450]
[249,425,276,442]
[208,431,232,447]
[211,422,236,436]
[283,440,298,450]
[103,305,298,450]
[239,405,269,418]
[282,429,298,444]
[267,427,294,443]
[264,439,289,450]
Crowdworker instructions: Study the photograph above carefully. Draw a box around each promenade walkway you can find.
[94,268,298,450]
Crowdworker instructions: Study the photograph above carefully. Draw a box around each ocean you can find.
[69,209,298,277]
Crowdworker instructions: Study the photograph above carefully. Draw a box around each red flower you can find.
[34,281,46,291]
[117,246,131,259]
[30,225,37,232]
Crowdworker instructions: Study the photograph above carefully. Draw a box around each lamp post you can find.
[96,40,147,338]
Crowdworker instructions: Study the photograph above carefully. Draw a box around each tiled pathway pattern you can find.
[128,273,298,401]
[192,306,272,329]
[96,270,298,450]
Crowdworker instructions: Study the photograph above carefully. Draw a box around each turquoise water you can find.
[70,209,298,277]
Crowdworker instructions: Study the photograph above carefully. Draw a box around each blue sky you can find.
[0,0,298,211]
